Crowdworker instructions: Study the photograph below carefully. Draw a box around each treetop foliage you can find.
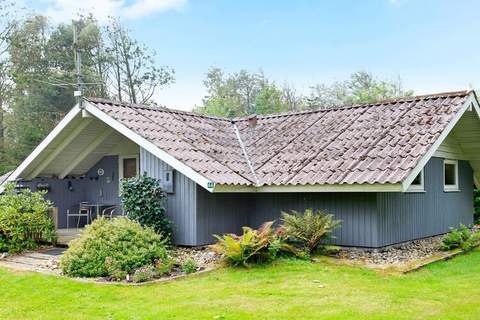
[197,68,413,118]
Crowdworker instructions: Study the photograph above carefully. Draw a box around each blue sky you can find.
[28,0,480,110]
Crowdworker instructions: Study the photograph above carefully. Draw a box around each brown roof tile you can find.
[86,90,471,187]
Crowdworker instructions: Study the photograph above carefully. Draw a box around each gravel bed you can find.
[336,227,480,265]
[336,235,445,265]
[172,246,220,270]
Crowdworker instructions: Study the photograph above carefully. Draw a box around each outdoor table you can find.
[82,203,116,220]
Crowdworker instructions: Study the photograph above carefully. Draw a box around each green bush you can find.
[211,221,295,267]
[60,217,170,278]
[280,209,341,253]
[0,183,56,253]
[461,232,480,252]
[120,174,172,239]
[181,258,198,274]
[441,224,472,251]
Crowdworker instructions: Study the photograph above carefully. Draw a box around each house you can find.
[1,90,479,247]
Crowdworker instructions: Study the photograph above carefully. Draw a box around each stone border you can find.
[314,246,477,274]
[65,266,220,286]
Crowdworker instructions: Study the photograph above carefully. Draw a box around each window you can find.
[407,169,424,192]
[119,155,139,180]
[444,159,459,192]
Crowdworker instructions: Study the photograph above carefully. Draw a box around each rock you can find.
[172,246,220,270]
[337,234,447,265]
[0,252,8,259]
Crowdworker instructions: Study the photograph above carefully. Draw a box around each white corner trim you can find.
[402,93,479,191]
[1,105,82,188]
[83,101,215,192]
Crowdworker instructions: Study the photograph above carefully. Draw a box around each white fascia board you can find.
[83,102,215,192]
[213,183,403,193]
[402,92,479,191]
[1,104,82,188]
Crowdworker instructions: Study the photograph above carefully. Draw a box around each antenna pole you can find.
[73,21,83,108]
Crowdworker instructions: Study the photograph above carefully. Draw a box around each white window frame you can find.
[407,169,425,192]
[443,159,459,192]
[119,154,139,181]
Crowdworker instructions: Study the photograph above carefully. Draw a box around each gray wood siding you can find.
[195,189,251,245]
[194,191,379,247]
[140,148,197,245]
[22,178,88,228]
[84,155,121,207]
[250,192,379,247]
[377,157,474,246]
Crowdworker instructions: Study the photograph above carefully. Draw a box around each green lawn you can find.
[1,250,480,320]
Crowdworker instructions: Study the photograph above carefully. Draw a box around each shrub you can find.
[132,265,157,283]
[462,232,480,252]
[280,209,341,253]
[60,217,170,278]
[120,174,172,239]
[181,258,198,274]
[155,258,174,276]
[441,224,472,251]
[0,183,56,253]
[211,221,294,267]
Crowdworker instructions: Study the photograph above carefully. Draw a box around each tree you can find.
[105,18,174,104]
[281,83,304,112]
[306,71,413,109]
[3,15,108,173]
[197,67,290,117]
[0,0,16,173]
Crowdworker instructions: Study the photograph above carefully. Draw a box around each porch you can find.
[56,228,83,246]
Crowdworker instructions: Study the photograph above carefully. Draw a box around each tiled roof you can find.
[86,90,472,187]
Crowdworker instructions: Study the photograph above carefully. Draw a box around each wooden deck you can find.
[56,228,83,246]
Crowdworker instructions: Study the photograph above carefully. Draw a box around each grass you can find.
[1,250,480,320]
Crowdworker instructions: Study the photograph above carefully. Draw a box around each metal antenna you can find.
[73,21,83,108]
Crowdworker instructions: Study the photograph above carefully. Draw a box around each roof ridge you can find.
[86,90,471,123]
[232,90,472,121]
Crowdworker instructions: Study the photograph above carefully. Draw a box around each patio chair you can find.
[66,202,92,229]
[100,205,118,219]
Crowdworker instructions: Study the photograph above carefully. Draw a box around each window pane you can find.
[123,158,137,179]
[444,163,456,185]
[412,173,422,185]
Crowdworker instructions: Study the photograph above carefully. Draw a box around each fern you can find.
[211,221,294,266]
[281,209,341,253]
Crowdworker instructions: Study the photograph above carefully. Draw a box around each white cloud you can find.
[42,0,186,23]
